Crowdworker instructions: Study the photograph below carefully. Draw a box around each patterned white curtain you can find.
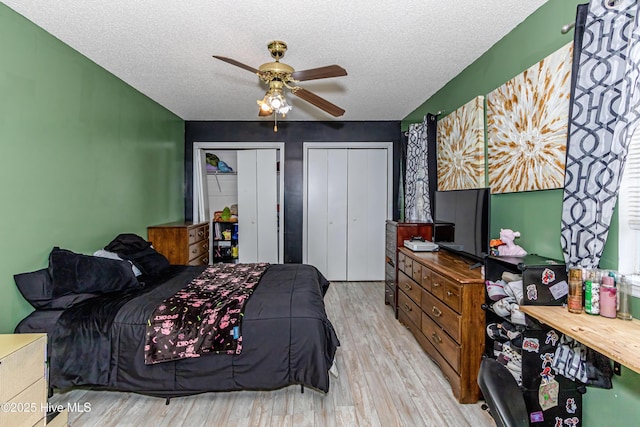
[561,0,640,268]
[404,117,433,222]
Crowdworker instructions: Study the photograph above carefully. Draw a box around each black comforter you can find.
[20,264,339,396]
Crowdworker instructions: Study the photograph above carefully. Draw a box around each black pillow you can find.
[105,233,152,255]
[121,247,170,277]
[104,233,170,276]
[14,268,53,308]
[48,247,141,297]
[14,269,100,309]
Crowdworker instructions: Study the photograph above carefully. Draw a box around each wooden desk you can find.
[520,305,640,375]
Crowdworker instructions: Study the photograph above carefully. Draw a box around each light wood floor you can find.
[51,281,495,427]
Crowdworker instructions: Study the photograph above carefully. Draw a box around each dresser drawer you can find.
[411,261,422,283]
[384,283,396,307]
[422,313,461,373]
[188,240,209,261]
[412,320,463,402]
[421,290,461,343]
[385,246,395,264]
[188,224,209,245]
[385,228,396,260]
[0,335,45,403]
[398,307,420,337]
[398,251,406,273]
[430,271,449,301]
[398,271,421,305]
[402,257,414,277]
[398,290,421,327]
[443,281,463,313]
[0,377,46,427]
[47,409,69,427]
[385,261,395,282]
[420,267,433,292]
[188,254,209,266]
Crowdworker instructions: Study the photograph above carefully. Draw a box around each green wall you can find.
[0,5,185,333]
[403,1,638,425]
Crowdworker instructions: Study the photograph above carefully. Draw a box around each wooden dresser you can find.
[384,221,433,315]
[396,247,485,403]
[147,221,210,265]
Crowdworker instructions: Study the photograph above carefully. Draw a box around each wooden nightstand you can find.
[0,334,69,427]
[0,334,47,426]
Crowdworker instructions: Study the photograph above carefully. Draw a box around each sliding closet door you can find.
[307,149,348,280]
[237,149,278,263]
[347,149,387,280]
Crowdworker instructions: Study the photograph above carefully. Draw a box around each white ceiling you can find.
[2,0,548,122]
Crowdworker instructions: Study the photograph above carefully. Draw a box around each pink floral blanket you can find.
[144,263,269,364]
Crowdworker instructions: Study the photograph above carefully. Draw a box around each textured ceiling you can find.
[2,0,548,122]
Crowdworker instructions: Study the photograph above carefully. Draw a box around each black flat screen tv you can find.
[432,188,490,263]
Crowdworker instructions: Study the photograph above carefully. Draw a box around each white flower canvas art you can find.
[486,42,573,194]
[436,96,486,190]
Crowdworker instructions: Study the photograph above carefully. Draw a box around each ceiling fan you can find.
[213,40,347,127]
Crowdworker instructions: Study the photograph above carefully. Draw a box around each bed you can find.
[13,239,340,397]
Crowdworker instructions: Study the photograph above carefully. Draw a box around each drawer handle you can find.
[201,257,209,264]
[403,303,412,312]
[198,230,204,237]
[192,248,198,254]
[403,283,412,291]
[446,291,453,297]
[433,282,441,287]
[431,332,442,344]
[432,306,442,317]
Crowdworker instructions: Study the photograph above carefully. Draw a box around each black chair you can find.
[477,357,529,427]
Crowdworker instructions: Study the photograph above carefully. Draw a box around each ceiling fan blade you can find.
[292,87,345,117]
[212,55,262,75]
[291,65,347,81]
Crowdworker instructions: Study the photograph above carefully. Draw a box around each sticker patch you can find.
[546,330,559,346]
[539,378,559,410]
[523,337,540,353]
[530,411,544,423]
[540,352,554,368]
[540,366,555,382]
[549,280,569,300]
[566,397,577,414]
[527,284,538,301]
[542,268,556,284]
[565,417,580,427]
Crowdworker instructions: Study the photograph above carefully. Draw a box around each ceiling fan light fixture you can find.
[214,40,347,129]
[258,87,292,116]
[257,99,272,113]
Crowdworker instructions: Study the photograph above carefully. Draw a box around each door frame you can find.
[192,141,285,263]
[302,141,393,265]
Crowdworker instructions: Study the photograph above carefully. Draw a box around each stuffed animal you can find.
[497,229,527,257]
